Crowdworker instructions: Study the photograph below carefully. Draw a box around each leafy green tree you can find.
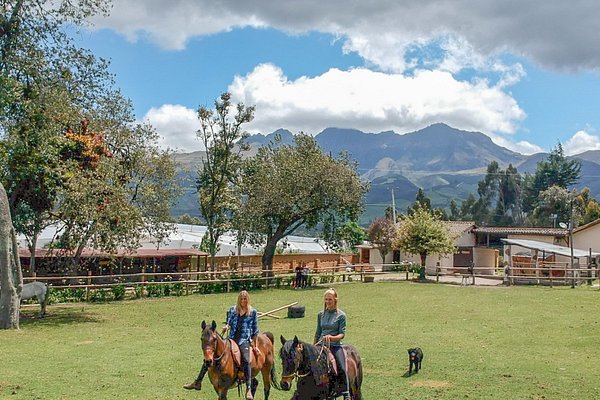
[55,123,179,269]
[367,217,397,262]
[196,93,253,270]
[1,0,118,273]
[321,219,365,252]
[393,204,456,270]
[236,134,367,272]
[449,199,460,221]
[576,188,600,226]
[407,188,431,215]
[523,143,581,214]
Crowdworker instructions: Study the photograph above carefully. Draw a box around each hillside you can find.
[171,124,600,223]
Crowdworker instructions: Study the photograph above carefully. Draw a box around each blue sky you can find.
[74,0,600,155]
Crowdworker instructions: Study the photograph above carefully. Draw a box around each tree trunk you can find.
[0,183,21,329]
[261,234,282,277]
[419,253,427,280]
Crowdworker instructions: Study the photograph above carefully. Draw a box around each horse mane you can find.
[301,341,329,387]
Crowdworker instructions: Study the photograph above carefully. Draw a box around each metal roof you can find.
[501,238,600,258]
[475,226,568,236]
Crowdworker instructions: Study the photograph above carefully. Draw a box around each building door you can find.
[454,247,473,267]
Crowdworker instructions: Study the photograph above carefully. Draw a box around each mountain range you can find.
[173,123,600,224]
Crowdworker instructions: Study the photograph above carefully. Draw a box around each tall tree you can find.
[367,217,397,263]
[407,188,431,215]
[236,134,367,272]
[1,0,116,270]
[196,92,254,270]
[523,143,581,215]
[393,204,456,269]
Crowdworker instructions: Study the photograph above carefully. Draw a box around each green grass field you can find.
[2,282,600,399]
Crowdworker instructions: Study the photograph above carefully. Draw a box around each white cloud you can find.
[95,0,600,72]
[487,134,544,155]
[143,104,201,151]
[228,63,525,138]
[563,130,600,155]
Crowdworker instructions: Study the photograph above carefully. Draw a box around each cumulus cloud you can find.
[228,63,525,137]
[563,130,600,155]
[143,104,201,152]
[95,0,600,72]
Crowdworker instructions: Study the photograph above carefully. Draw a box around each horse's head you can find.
[200,320,219,363]
[279,335,304,391]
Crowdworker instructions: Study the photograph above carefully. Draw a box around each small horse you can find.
[200,320,278,400]
[279,335,363,400]
[21,282,48,317]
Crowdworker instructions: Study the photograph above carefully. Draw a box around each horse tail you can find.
[262,331,281,390]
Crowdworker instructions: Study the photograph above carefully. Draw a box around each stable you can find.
[501,238,600,283]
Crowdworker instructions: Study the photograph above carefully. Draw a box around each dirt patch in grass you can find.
[410,380,452,389]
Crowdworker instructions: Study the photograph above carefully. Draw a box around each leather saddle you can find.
[325,348,339,376]
[229,339,260,369]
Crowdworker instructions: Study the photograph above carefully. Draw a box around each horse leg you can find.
[260,370,270,400]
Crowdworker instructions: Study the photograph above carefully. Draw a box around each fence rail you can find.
[21,262,600,304]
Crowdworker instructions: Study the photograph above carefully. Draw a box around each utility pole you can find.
[569,197,575,288]
[391,187,397,222]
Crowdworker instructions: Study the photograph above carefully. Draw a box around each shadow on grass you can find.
[20,307,101,327]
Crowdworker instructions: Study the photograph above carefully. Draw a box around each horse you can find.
[200,320,279,400]
[279,335,363,400]
[21,282,48,317]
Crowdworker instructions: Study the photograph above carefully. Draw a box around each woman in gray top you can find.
[314,288,350,400]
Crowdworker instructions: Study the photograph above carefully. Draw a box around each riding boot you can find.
[183,380,201,390]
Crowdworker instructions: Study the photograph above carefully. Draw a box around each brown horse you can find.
[279,335,363,400]
[201,320,278,399]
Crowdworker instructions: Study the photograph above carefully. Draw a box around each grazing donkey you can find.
[21,282,48,317]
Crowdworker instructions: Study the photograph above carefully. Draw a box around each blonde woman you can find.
[222,290,259,400]
[314,288,350,400]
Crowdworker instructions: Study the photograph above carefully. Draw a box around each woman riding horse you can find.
[184,290,277,400]
[315,288,351,400]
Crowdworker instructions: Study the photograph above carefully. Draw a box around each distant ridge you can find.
[172,123,600,223]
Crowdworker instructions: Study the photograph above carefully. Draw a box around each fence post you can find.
[406,264,409,281]
[86,270,92,301]
[436,265,439,283]
[140,270,146,298]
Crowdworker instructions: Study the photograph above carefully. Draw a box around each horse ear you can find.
[211,320,217,330]
[293,335,299,345]
[201,320,207,330]
[280,335,287,346]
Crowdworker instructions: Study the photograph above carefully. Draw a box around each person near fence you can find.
[301,263,309,288]
[314,287,351,400]
[184,290,259,399]
[295,264,303,289]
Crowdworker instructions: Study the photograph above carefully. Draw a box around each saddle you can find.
[229,339,260,369]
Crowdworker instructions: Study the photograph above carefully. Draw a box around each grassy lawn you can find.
[2,282,600,399]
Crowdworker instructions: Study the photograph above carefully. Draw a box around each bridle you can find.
[203,330,227,364]
[281,338,329,380]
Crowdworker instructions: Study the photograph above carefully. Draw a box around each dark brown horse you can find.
[279,335,363,400]
[201,320,278,399]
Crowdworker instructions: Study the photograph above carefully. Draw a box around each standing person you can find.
[295,263,303,289]
[223,290,259,400]
[314,288,350,400]
[301,263,309,288]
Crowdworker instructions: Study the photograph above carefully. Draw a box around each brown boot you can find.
[183,380,201,390]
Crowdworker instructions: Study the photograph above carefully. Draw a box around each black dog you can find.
[408,347,423,374]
